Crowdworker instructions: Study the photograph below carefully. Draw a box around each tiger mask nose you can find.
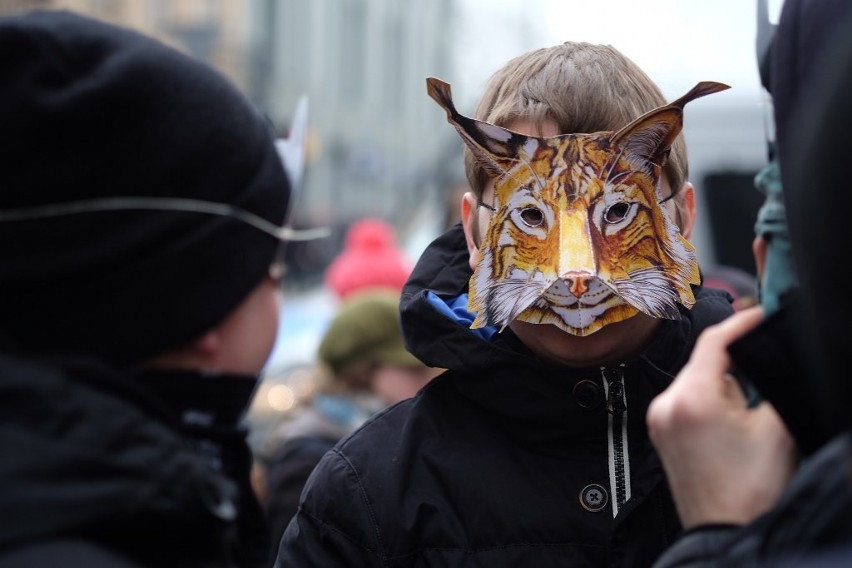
[561,271,594,298]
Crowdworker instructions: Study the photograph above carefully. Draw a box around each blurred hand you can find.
[647,306,797,529]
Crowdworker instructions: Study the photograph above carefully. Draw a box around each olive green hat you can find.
[318,289,421,375]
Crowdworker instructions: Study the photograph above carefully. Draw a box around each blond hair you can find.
[464,42,689,226]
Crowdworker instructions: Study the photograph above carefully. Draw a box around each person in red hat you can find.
[324,217,413,300]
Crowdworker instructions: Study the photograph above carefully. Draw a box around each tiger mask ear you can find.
[427,76,535,177]
[610,81,731,172]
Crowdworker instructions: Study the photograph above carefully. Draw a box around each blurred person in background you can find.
[261,215,437,562]
[276,41,736,567]
[261,289,441,563]
[702,264,759,311]
[0,9,307,567]
[648,0,852,565]
[324,217,413,300]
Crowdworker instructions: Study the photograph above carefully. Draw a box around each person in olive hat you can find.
[317,289,438,404]
[261,288,441,559]
[0,9,304,567]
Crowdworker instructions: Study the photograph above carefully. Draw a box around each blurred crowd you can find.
[3,1,852,567]
[252,218,442,558]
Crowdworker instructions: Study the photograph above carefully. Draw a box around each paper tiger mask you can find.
[427,77,730,336]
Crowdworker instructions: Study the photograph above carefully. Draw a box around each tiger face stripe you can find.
[427,77,730,336]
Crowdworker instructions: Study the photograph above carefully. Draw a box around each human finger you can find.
[648,307,765,424]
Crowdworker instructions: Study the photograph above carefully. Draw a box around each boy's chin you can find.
[508,313,661,368]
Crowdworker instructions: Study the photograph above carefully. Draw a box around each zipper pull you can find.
[603,365,626,415]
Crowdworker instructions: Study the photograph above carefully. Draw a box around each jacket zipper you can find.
[602,364,630,517]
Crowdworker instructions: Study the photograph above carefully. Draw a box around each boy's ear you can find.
[461,192,482,271]
[678,182,696,240]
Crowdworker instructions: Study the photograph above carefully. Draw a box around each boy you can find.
[276,42,733,567]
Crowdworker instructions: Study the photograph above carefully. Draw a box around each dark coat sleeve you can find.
[651,526,742,567]
[652,433,852,567]
[0,539,147,568]
[264,435,337,560]
[273,448,385,567]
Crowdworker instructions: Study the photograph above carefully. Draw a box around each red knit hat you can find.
[324,218,412,299]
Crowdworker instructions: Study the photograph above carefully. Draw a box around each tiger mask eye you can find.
[517,206,544,228]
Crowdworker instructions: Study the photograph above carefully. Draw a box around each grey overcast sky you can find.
[455,0,785,107]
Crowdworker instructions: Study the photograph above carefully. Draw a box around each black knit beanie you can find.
[0,10,290,365]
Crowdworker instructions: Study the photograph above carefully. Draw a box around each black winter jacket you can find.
[652,432,852,568]
[0,355,269,568]
[275,224,734,567]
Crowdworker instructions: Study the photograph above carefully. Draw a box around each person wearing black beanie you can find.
[0,9,298,568]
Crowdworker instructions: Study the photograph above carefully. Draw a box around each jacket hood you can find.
[400,223,531,374]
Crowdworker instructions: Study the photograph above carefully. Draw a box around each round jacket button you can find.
[573,380,602,409]
[579,483,608,513]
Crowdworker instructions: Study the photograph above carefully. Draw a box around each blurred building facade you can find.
[0,0,255,86]
[252,0,460,285]
[255,1,457,221]
[0,0,460,285]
